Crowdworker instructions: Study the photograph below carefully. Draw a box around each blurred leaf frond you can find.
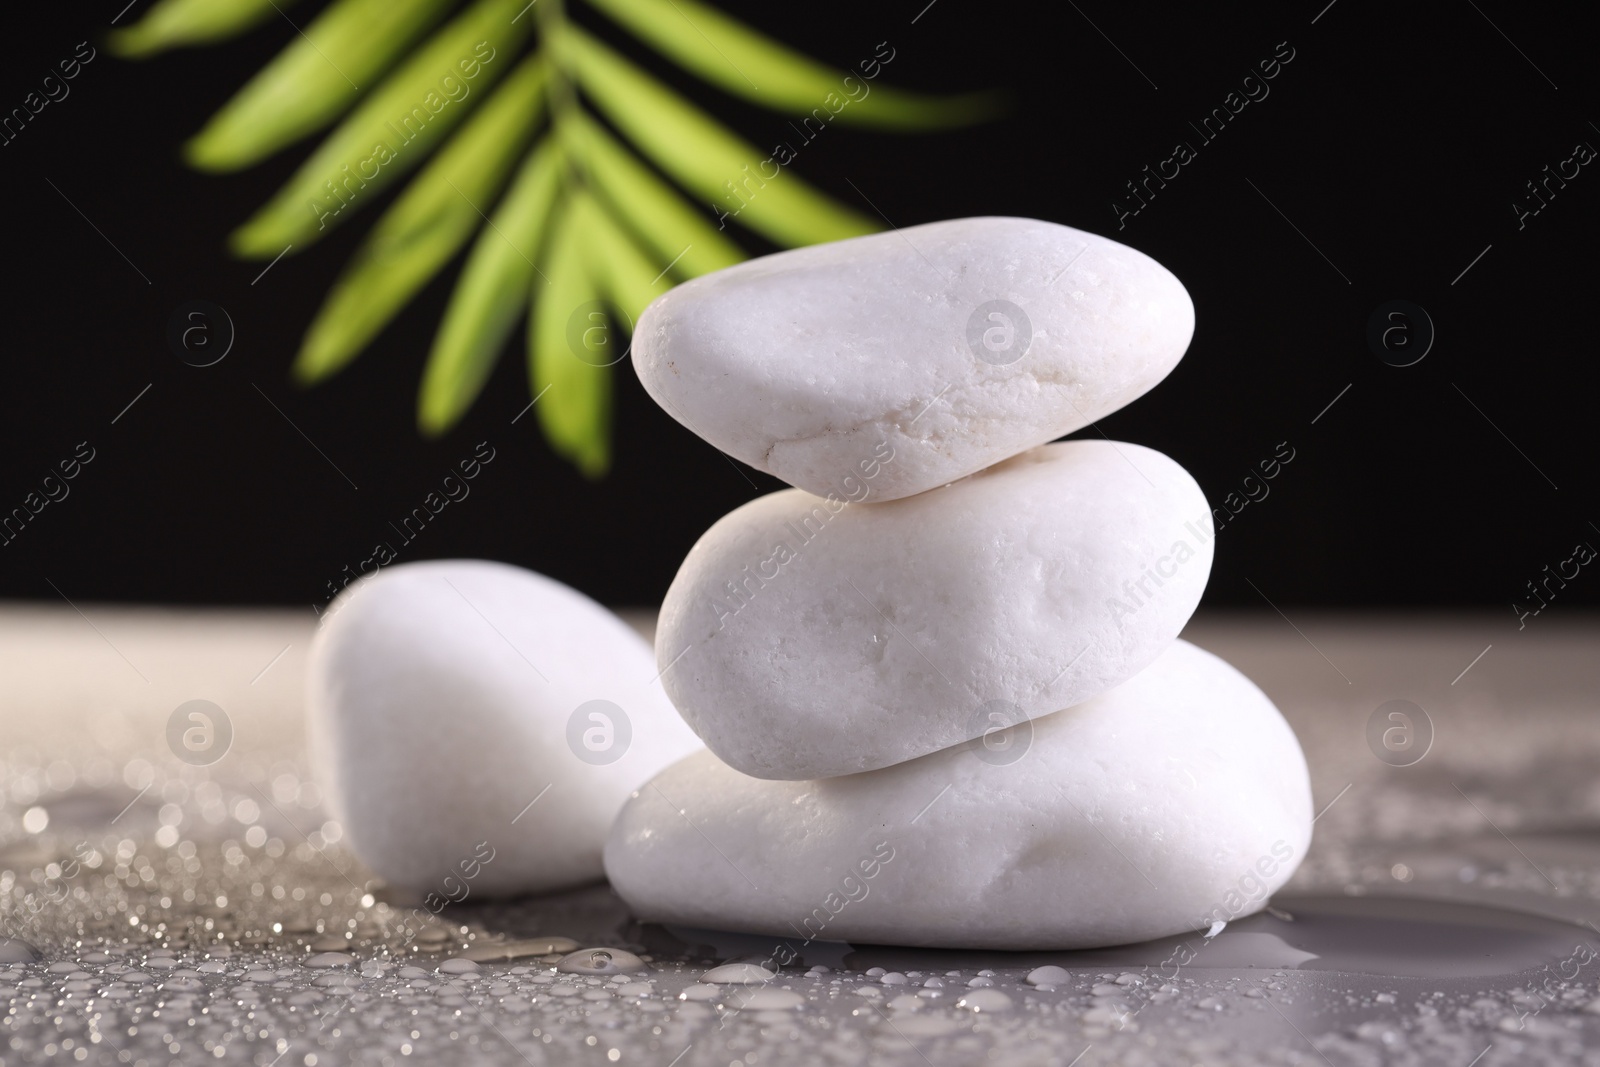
[112,0,998,476]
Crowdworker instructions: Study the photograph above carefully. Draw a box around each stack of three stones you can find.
[604,218,1312,950]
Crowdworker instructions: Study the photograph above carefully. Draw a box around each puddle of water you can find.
[822,893,1593,979]
[1270,894,1596,977]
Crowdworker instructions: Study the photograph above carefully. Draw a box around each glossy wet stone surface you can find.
[5,777,1600,1066]
[4,608,1600,1064]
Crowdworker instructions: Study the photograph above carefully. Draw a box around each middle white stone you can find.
[656,439,1213,779]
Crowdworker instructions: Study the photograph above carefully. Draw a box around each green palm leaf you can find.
[555,23,877,247]
[186,0,452,172]
[108,0,303,58]
[585,0,999,128]
[230,0,533,257]
[558,110,742,279]
[531,193,610,478]
[127,0,998,473]
[585,198,674,326]
[293,207,469,392]
[295,54,548,384]
[420,143,564,435]
[367,56,549,251]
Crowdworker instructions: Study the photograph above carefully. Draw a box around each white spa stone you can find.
[605,640,1312,951]
[632,216,1193,501]
[307,560,702,897]
[656,440,1212,779]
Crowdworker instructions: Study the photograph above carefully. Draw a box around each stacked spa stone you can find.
[605,217,1312,951]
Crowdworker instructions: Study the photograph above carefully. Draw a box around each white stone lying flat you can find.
[606,640,1312,951]
[307,560,701,897]
[656,440,1212,780]
[632,216,1194,501]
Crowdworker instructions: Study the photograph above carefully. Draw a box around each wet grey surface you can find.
[2,607,1599,1065]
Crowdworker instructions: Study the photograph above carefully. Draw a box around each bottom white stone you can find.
[605,639,1312,950]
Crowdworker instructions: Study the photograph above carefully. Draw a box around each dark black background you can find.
[0,0,1594,614]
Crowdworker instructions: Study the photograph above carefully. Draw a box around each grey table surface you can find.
[2,604,1598,1066]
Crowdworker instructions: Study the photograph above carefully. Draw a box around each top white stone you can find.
[633,216,1194,501]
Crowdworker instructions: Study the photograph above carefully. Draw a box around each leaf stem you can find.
[540,0,588,195]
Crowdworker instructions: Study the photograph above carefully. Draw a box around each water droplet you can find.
[677,983,720,1002]
[459,937,580,962]
[1026,965,1071,987]
[730,988,804,1011]
[957,989,1014,1013]
[304,952,355,968]
[700,962,774,984]
[558,948,645,976]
